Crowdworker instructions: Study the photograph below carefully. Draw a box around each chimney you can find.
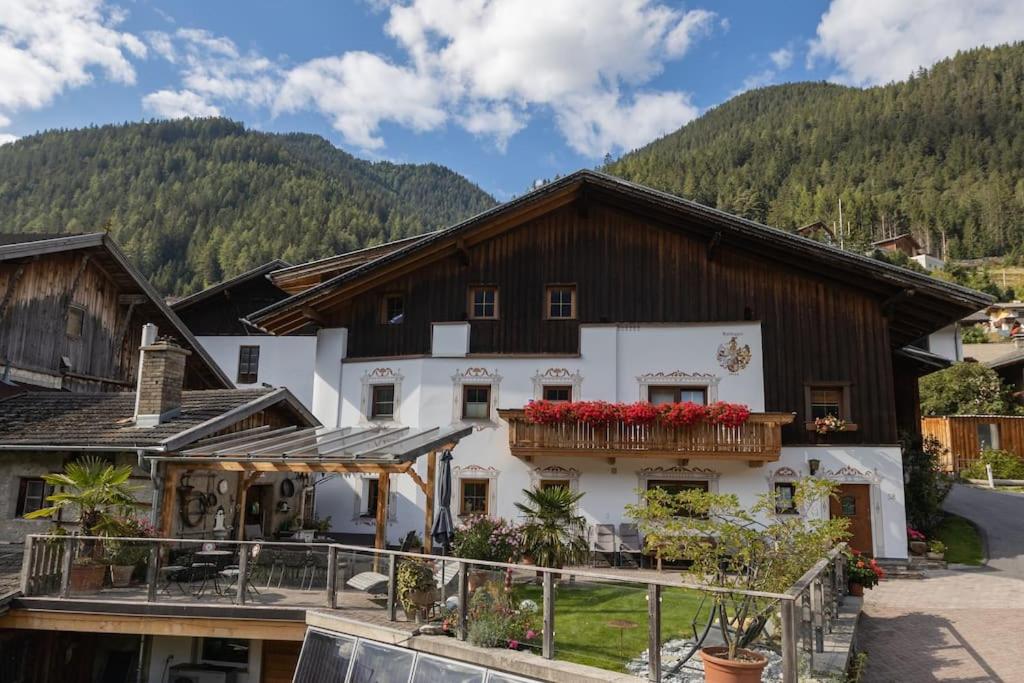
[133,323,191,427]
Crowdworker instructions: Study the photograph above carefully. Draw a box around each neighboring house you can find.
[250,170,990,561]
[871,233,944,270]
[172,260,317,408]
[794,220,836,245]
[983,338,1024,399]
[921,415,1024,472]
[0,232,230,392]
[0,325,318,681]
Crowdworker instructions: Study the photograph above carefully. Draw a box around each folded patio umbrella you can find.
[431,450,455,553]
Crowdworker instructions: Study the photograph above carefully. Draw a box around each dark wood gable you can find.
[332,200,897,445]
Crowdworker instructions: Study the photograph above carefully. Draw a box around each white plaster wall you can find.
[927,324,962,363]
[195,335,316,409]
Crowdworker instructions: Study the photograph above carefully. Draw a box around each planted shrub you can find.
[963,449,1024,480]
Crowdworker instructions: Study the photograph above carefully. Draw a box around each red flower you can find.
[706,401,752,428]
[659,401,708,427]
[572,401,622,425]
[621,402,660,425]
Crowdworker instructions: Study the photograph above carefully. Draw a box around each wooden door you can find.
[261,639,302,683]
[830,484,873,556]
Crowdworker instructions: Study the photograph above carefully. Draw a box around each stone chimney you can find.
[133,323,191,427]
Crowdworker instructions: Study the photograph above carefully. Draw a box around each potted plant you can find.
[515,487,589,571]
[25,456,141,592]
[926,540,947,561]
[397,558,437,623]
[627,478,848,683]
[846,549,884,596]
[465,576,540,651]
[104,516,155,587]
[451,516,521,590]
[907,526,927,556]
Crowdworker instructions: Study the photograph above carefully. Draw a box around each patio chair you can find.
[220,544,262,604]
[618,523,644,569]
[158,549,192,595]
[591,524,617,567]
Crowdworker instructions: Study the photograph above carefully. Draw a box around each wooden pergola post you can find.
[424,451,436,554]
[157,465,181,537]
[236,471,262,541]
[373,473,391,572]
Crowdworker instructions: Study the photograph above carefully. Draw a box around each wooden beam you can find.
[424,451,436,554]
[0,609,306,641]
[157,466,180,537]
[173,461,414,474]
[405,466,429,496]
[236,471,262,540]
[375,473,390,551]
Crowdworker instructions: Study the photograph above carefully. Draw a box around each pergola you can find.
[148,423,474,552]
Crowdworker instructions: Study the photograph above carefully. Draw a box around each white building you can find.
[246,171,990,560]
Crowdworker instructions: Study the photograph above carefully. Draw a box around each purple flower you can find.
[526,630,537,640]
[507,639,519,650]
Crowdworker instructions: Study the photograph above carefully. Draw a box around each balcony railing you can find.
[500,409,795,462]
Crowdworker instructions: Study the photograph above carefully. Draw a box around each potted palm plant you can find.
[627,478,847,683]
[515,487,589,570]
[25,456,142,592]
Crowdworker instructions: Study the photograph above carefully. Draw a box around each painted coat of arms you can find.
[716,336,752,374]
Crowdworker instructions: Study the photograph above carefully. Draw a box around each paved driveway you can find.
[858,485,1024,682]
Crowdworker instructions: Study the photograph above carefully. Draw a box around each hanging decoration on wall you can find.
[280,479,295,498]
[217,479,229,495]
[716,336,752,374]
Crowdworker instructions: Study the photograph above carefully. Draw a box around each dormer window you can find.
[468,286,498,320]
[381,294,404,325]
[545,285,576,320]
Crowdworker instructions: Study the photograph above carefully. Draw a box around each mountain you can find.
[0,118,495,294]
[606,43,1024,261]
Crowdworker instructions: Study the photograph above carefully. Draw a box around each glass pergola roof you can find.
[294,628,538,683]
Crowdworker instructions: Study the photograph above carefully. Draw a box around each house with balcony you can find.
[247,170,990,561]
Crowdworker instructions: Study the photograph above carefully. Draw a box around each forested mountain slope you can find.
[0,118,494,294]
[607,43,1024,260]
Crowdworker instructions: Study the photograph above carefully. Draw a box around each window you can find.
[977,423,1000,451]
[201,638,249,668]
[809,387,844,420]
[370,384,396,419]
[360,478,379,517]
[774,482,798,515]
[468,286,498,319]
[16,478,51,516]
[647,385,707,405]
[381,294,405,325]
[646,479,709,516]
[237,345,260,384]
[460,479,489,516]
[66,304,84,339]
[539,479,568,491]
[545,285,576,320]
[542,385,572,402]
[462,385,491,419]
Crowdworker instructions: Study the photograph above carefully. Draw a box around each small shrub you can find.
[902,433,952,534]
[396,559,435,612]
[451,516,522,562]
[962,449,1024,480]
[466,579,539,650]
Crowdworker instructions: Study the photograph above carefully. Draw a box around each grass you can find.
[934,514,984,566]
[518,580,707,672]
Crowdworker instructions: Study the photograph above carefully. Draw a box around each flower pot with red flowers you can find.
[846,550,884,596]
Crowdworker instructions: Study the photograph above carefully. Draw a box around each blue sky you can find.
[1,1,1021,199]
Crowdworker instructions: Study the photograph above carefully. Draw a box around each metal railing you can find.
[20,535,848,682]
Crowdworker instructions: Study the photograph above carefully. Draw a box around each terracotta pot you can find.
[848,581,864,597]
[700,646,768,683]
[468,569,491,592]
[909,540,927,555]
[109,564,135,588]
[69,564,106,592]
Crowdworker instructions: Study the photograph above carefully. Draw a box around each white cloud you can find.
[769,47,793,70]
[0,0,145,118]
[148,0,718,155]
[142,89,220,118]
[0,134,19,145]
[809,0,1024,85]
[275,52,446,150]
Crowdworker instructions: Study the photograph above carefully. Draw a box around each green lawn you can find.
[518,581,707,672]
[934,514,984,566]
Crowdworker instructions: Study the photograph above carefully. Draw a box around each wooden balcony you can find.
[499,409,796,465]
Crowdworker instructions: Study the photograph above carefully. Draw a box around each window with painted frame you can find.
[360,477,379,517]
[774,482,798,515]
[462,384,491,419]
[468,286,499,320]
[647,385,707,405]
[460,479,489,516]
[542,385,572,402]
[646,479,709,517]
[370,384,396,419]
[538,479,569,492]
[805,383,851,422]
